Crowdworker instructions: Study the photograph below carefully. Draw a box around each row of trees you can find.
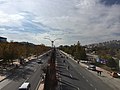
[86,40,120,59]
[0,42,50,66]
[86,40,120,71]
[99,55,118,70]
[59,41,87,60]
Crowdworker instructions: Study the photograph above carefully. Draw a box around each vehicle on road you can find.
[37,59,43,64]
[87,65,96,71]
[19,82,31,90]
[117,72,120,77]
[111,72,119,78]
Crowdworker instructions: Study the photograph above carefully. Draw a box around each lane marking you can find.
[90,84,93,87]
[34,69,36,72]
[95,88,97,90]
[26,77,29,81]
[82,76,85,78]
[70,74,72,77]
[86,79,89,82]
[77,87,80,90]
[59,77,62,90]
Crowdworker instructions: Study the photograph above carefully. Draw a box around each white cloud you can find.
[0,11,24,27]
[0,0,120,46]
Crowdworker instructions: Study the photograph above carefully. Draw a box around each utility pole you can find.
[44,37,61,48]
[44,37,61,90]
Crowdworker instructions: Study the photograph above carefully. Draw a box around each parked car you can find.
[117,72,120,77]
[111,72,119,78]
[87,65,96,71]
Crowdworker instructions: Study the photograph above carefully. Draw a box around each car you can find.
[111,72,119,78]
[46,54,49,56]
[37,59,43,64]
[87,65,96,71]
[117,72,120,77]
[19,82,31,90]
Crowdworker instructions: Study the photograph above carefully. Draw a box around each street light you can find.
[44,37,62,47]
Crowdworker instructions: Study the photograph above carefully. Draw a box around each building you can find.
[0,36,7,42]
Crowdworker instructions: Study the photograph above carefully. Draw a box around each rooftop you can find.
[0,36,7,39]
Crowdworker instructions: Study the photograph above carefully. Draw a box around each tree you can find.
[59,41,87,60]
[106,57,117,69]
[0,42,50,66]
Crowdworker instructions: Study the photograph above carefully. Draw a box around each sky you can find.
[0,0,120,46]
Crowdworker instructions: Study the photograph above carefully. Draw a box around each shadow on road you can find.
[58,79,78,90]
[58,72,79,81]
[5,67,34,82]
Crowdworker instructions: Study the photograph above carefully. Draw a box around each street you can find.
[56,50,113,90]
[0,52,50,90]
[0,50,119,90]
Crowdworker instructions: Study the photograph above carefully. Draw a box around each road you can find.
[0,51,50,90]
[56,50,113,90]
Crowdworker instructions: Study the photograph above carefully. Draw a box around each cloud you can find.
[0,11,24,27]
[32,0,120,45]
[100,0,120,6]
[0,0,120,46]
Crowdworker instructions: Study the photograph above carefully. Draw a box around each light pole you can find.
[44,37,61,90]
[44,37,62,47]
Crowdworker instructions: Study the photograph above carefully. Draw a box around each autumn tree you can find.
[0,42,50,66]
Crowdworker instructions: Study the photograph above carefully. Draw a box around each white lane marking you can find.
[66,67,68,70]
[90,84,93,87]
[82,76,85,78]
[77,87,80,90]
[70,74,72,77]
[26,77,29,81]
[59,77,62,90]
[34,69,36,72]
[86,79,89,82]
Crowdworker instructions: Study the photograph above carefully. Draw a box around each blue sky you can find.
[0,0,120,46]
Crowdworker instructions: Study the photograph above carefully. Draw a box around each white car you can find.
[117,73,120,76]
[87,65,96,71]
[19,82,31,90]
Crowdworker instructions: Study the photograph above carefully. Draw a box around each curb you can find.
[0,73,12,82]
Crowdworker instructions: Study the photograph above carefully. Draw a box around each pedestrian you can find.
[42,75,44,80]
[67,66,70,70]
[77,60,80,64]
[97,70,99,75]
[100,71,102,76]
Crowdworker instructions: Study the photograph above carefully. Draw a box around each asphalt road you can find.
[56,50,113,90]
[0,51,51,90]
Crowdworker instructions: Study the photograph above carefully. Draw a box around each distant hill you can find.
[85,40,120,59]
[85,40,120,49]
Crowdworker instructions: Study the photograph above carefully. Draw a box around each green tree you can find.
[106,57,117,69]
[59,41,87,60]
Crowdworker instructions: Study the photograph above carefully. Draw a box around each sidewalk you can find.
[38,81,44,90]
[60,50,120,90]
[0,75,8,82]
